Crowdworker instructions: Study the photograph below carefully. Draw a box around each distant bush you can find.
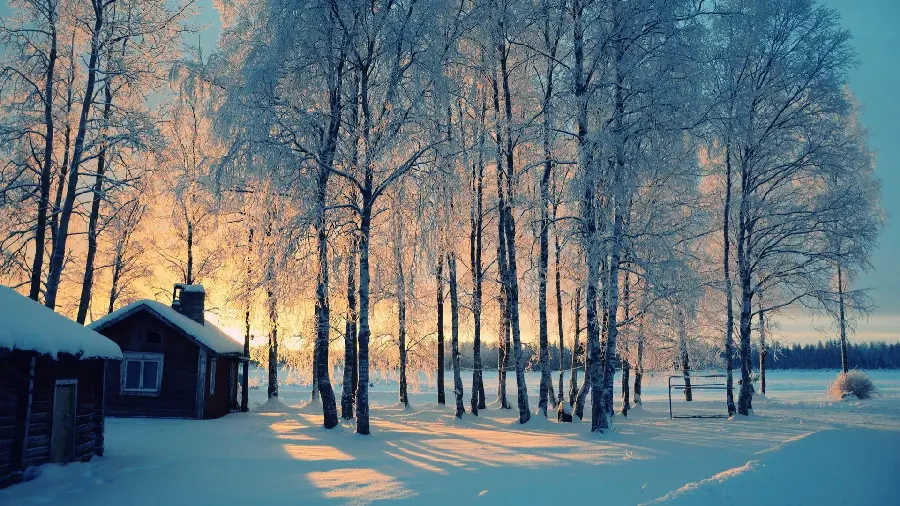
[828,371,876,400]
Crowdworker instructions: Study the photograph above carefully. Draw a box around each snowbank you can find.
[0,287,122,360]
[89,299,243,355]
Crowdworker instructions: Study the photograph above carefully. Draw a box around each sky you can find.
[807,0,900,343]
[1,0,898,345]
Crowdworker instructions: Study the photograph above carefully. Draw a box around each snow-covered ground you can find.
[3,370,899,505]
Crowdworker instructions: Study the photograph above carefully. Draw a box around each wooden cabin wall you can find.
[203,357,237,419]
[26,357,105,468]
[102,311,199,418]
[0,350,31,488]
[0,352,106,490]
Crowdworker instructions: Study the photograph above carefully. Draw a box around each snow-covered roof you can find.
[0,287,123,360]
[88,299,244,356]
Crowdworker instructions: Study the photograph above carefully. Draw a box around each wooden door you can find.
[50,381,77,463]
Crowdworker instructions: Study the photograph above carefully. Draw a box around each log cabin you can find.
[0,287,123,489]
[89,284,246,420]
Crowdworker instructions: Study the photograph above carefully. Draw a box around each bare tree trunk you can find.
[492,69,511,410]
[315,167,338,428]
[436,255,446,405]
[837,262,849,373]
[620,272,631,416]
[341,239,358,418]
[266,211,278,399]
[758,302,767,395]
[574,331,592,420]
[737,161,754,415]
[355,61,374,435]
[395,201,409,408]
[594,28,627,432]
[470,110,486,413]
[28,3,57,302]
[554,205,565,406]
[267,292,278,399]
[499,290,512,409]
[75,139,106,322]
[45,0,105,309]
[568,287,581,407]
[356,197,373,434]
[50,35,75,253]
[311,310,319,400]
[599,262,611,417]
[723,143,737,415]
[108,249,121,314]
[77,77,113,324]
[538,153,551,417]
[498,25,530,424]
[311,51,345,422]
[634,336,644,405]
[241,227,252,412]
[184,218,194,283]
[634,334,643,405]
[448,252,465,418]
[573,0,598,425]
[677,306,693,401]
[634,294,645,406]
[536,8,557,418]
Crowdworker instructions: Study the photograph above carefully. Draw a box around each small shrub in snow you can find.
[828,371,876,400]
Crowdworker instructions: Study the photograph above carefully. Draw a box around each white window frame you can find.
[209,358,217,396]
[121,352,164,396]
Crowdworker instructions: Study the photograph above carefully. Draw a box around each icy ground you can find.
[3,370,899,505]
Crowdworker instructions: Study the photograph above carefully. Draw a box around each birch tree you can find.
[0,0,59,301]
[492,0,530,424]
[712,0,860,415]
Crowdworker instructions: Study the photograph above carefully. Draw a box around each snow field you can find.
[2,370,899,505]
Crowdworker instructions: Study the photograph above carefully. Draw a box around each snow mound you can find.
[0,286,122,360]
[829,371,876,400]
[640,460,759,504]
[89,299,243,355]
[255,397,293,414]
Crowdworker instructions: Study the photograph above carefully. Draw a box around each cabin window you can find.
[121,352,164,395]
[147,329,161,344]
[209,358,217,396]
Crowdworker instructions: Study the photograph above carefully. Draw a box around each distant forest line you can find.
[256,339,900,375]
[758,340,900,371]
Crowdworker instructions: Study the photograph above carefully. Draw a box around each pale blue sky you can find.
[1,0,897,343]
[812,0,900,343]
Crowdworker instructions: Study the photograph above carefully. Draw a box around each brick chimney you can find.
[172,283,205,325]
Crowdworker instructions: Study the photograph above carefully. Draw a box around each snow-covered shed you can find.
[0,287,122,489]
[88,284,246,420]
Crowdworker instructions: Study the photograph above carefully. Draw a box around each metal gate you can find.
[668,374,729,419]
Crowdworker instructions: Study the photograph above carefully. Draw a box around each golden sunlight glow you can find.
[306,468,415,504]
[282,445,355,461]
